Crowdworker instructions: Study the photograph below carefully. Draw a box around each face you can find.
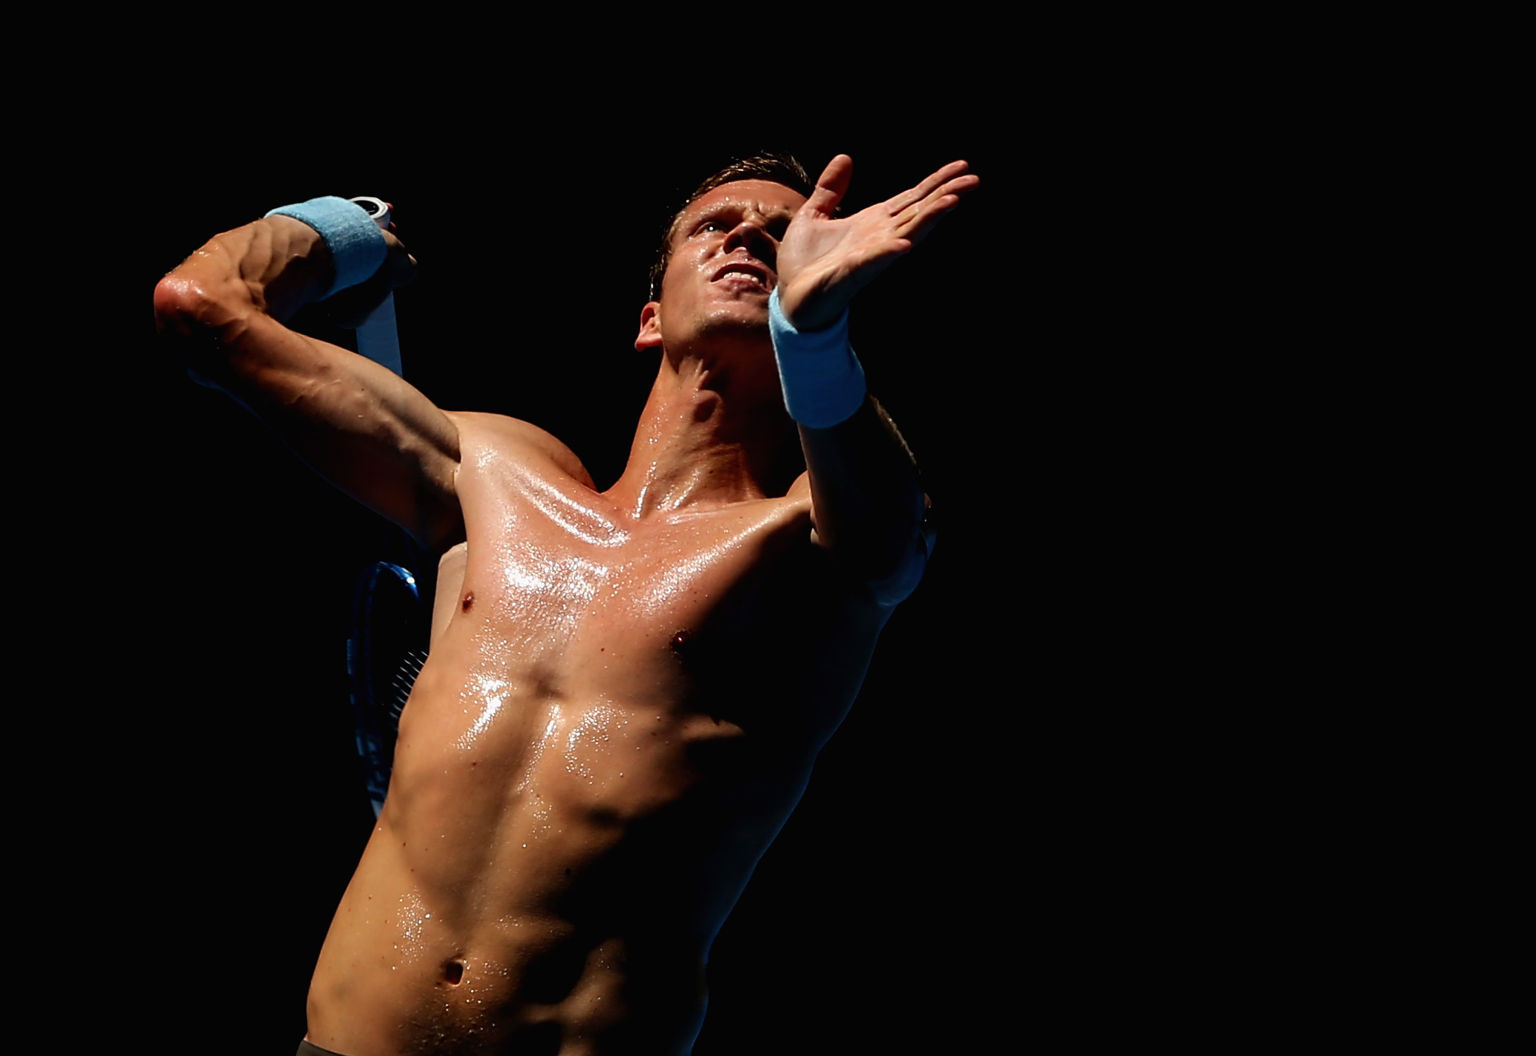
[636,179,807,355]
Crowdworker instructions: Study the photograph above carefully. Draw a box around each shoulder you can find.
[446,411,596,489]
[786,470,813,502]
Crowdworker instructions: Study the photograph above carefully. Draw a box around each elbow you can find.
[820,493,935,607]
[863,562,926,608]
[848,518,934,608]
[868,530,932,607]
[153,270,251,385]
[153,271,220,337]
[867,494,935,606]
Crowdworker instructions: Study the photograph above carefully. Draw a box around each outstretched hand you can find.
[775,155,979,331]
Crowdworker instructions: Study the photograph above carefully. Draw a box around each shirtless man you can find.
[154,151,977,1055]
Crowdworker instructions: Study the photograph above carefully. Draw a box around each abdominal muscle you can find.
[304,486,849,1054]
[306,682,730,1054]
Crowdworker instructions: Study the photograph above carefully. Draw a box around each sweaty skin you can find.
[308,414,890,1055]
[155,158,975,1055]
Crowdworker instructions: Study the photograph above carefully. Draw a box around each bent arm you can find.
[154,211,464,551]
[775,156,976,604]
[799,398,933,606]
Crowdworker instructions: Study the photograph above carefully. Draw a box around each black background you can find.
[63,78,1304,1052]
[107,117,1043,1053]
[17,21,1436,1050]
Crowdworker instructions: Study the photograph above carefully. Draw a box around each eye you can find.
[766,218,790,240]
[696,219,729,235]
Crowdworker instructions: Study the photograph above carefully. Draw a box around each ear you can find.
[635,300,663,353]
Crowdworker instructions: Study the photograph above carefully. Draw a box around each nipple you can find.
[670,629,692,653]
[461,591,475,613]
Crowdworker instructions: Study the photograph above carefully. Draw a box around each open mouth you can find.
[711,261,772,289]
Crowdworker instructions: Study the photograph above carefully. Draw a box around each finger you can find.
[891,168,978,237]
[934,172,981,200]
[896,176,979,229]
[891,188,974,247]
[885,160,974,216]
[806,154,854,217]
[380,230,419,285]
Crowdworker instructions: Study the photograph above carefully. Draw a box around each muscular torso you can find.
[305,414,892,1056]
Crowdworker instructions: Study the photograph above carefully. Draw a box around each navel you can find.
[443,958,465,986]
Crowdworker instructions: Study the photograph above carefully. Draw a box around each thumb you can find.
[806,154,854,216]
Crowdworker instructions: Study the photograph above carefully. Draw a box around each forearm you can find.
[771,291,931,603]
[764,153,972,604]
[153,204,463,550]
[154,215,333,339]
[799,398,932,605]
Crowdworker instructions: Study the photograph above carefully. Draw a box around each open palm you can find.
[775,155,979,331]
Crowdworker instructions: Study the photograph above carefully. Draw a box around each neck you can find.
[608,346,800,518]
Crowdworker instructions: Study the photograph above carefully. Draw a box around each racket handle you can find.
[348,196,402,376]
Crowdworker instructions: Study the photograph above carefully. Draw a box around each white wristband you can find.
[768,288,867,428]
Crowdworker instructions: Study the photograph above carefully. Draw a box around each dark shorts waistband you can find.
[296,1041,347,1056]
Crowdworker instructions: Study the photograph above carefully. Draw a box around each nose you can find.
[723,216,778,269]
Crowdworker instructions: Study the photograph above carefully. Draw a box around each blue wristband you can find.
[768,288,867,428]
[265,196,387,299]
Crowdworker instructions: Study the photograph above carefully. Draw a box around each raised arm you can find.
[153,202,465,552]
[773,156,978,605]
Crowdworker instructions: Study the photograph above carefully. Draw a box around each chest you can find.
[451,465,823,668]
